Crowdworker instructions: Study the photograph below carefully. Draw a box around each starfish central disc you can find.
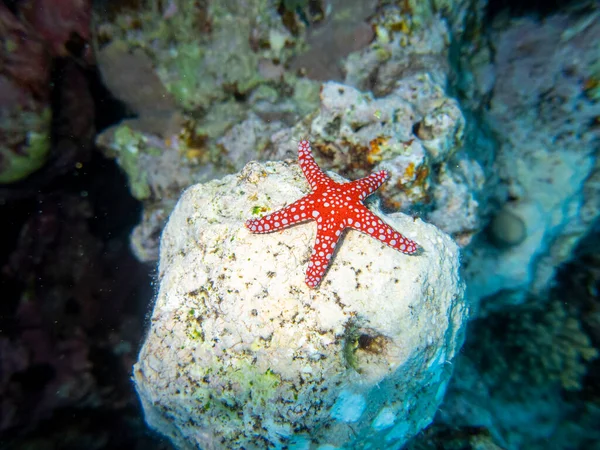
[246,140,419,288]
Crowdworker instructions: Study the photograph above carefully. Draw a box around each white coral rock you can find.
[133,158,468,449]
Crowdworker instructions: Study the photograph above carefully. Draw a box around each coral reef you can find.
[0,0,93,186]
[0,2,53,184]
[2,0,595,448]
[434,4,600,448]
[439,292,599,449]
[472,300,597,393]
[92,0,491,263]
[267,75,483,248]
[462,9,600,313]
[288,0,378,81]
[133,157,467,449]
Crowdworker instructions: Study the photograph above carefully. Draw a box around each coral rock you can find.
[133,158,467,449]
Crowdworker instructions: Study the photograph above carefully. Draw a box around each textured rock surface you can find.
[95,0,485,265]
[462,11,600,314]
[268,77,483,249]
[437,7,600,450]
[134,159,467,449]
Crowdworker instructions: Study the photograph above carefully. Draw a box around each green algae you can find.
[0,108,52,184]
[110,125,158,200]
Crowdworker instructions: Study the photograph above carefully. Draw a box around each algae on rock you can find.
[133,157,467,449]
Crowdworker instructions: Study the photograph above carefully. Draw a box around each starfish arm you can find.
[245,194,318,234]
[297,140,334,190]
[346,204,418,254]
[305,220,345,288]
[345,170,389,200]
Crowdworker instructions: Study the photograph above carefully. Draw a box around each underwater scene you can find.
[0,0,598,449]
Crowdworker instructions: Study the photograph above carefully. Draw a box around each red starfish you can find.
[246,140,419,288]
